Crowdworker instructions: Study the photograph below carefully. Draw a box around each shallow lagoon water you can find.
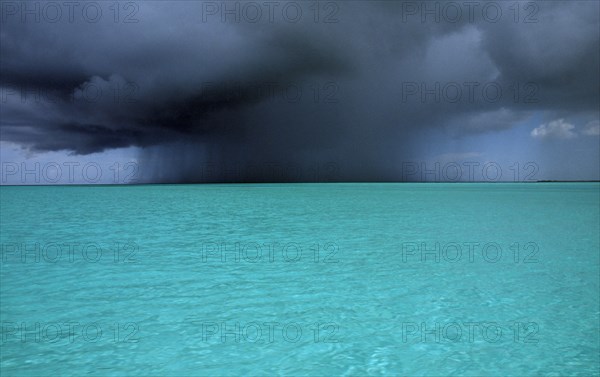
[1,183,599,376]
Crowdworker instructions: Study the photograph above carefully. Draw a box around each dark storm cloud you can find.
[1,0,598,181]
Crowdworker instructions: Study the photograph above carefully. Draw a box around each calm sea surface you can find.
[1,183,599,376]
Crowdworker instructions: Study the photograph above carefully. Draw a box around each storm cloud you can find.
[1,0,598,182]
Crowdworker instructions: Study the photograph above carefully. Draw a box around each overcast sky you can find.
[1,0,598,183]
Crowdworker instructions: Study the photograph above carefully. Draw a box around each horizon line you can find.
[1,180,600,187]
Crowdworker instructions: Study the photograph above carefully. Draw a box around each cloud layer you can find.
[1,1,599,181]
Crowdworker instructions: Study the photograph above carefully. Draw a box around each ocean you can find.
[1,183,599,376]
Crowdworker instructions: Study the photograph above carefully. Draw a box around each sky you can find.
[1,0,599,184]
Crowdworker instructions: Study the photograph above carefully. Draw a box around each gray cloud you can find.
[1,0,598,181]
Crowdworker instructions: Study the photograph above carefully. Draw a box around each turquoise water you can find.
[1,183,598,376]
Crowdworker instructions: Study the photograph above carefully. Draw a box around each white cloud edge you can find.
[531,118,600,139]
